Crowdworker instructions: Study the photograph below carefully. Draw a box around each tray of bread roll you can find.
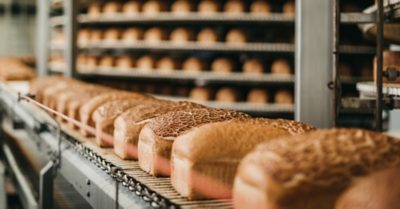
[5,76,400,209]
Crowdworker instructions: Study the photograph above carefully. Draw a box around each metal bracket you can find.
[383,67,400,81]
[39,161,54,209]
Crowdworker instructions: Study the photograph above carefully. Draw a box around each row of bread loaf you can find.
[87,0,295,16]
[52,27,292,45]
[68,54,293,75]
[29,76,400,208]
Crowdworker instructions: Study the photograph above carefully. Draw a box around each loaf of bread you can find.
[142,0,165,16]
[170,28,194,45]
[122,0,141,15]
[98,56,114,68]
[250,0,271,14]
[103,1,121,15]
[138,108,249,176]
[224,0,245,14]
[171,0,192,15]
[283,0,295,15]
[198,0,220,14]
[88,2,102,16]
[189,87,212,101]
[86,56,99,71]
[183,57,204,73]
[113,101,205,159]
[137,55,155,72]
[211,58,234,74]
[197,28,218,45]
[77,54,88,69]
[156,57,178,73]
[115,55,135,70]
[92,98,157,147]
[374,51,400,83]
[234,128,400,209]
[271,59,292,75]
[247,88,269,104]
[215,87,238,103]
[144,27,167,44]
[89,29,103,43]
[103,28,122,42]
[78,29,91,45]
[79,92,149,136]
[122,28,143,43]
[243,58,264,74]
[274,89,293,104]
[52,31,65,45]
[171,118,315,199]
[30,76,71,102]
[226,29,247,46]
[42,80,86,110]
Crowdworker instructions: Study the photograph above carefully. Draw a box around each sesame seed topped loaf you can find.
[91,98,167,147]
[114,101,206,160]
[138,108,250,177]
[79,91,151,136]
[233,128,400,209]
[170,118,314,200]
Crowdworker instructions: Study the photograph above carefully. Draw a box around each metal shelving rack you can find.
[43,0,300,118]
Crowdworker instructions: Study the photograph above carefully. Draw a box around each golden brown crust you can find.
[238,128,400,200]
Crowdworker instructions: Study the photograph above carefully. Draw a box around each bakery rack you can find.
[333,0,400,130]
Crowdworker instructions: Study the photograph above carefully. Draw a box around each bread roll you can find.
[170,28,194,45]
[156,57,178,73]
[122,28,143,43]
[79,92,149,136]
[88,2,102,16]
[176,87,190,97]
[103,28,122,42]
[92,98,156,147]
[374,51,400,83]
[211,58,234,74]
[189,87,212,101]
[52,31,65,45]
[122,0,141,15]
[224,0,245,14]
[171,0,192,15]
[226,29,247,46]
[197,28,218,45]
[271,59,292,75]
[137,56,155,72]
[103,1,121,15]
[98,56,115,68]
[113,101,205,159]
[243,58,264,74]
[183,57,204,73]
[283,0,295,15]
[86,56,99,71]
[77,54,87,69]
[274,89,293,104]
[90,29,103,43]
[138,109,249,176]
[234,128,400,209]
[247,88,269,104]
[144,27,167,44]
[215,87,238,103]
[250,0,272,15]
[78,29,91,45]
[142,0,165,16]
[198,0,220,14]
[172,118,315,199]
[115,55,135,70]
[339,63,352,78]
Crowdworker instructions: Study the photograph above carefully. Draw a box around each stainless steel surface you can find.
[340,13,376,24]
[63,0,78,77]
[39,161,54,209]
[333,0,341,126]
[36,0,49,78]
[3,143,38,209]
[295,0,334,128]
